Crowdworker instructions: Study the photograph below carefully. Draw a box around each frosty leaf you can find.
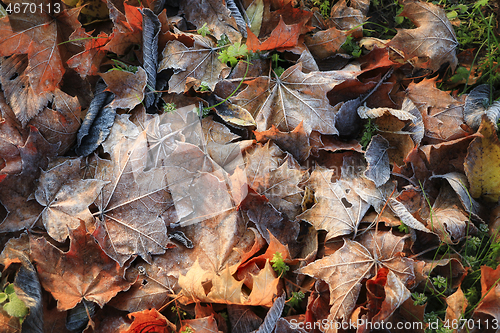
[232,63,355,134]
[297,166,370,240]
[298,230,414,321]
[364,135,391,187]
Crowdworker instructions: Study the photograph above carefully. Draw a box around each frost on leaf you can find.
[388,0,458,71]
[232,63,355,134]
[91,129,172,266]
[297,166,370,240]
[298,230,414,321]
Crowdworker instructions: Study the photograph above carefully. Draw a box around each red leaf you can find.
[246,16,301,52]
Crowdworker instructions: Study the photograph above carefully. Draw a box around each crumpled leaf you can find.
[464,117,500,202]
[75,80,116,157]
[297,166,370,240]
[304,27,348,60]
[34,158,107,242]
[463,84,500,131]
[388,0,458,71]
[233,63,355,134]
[30,223,133,311]
[364,134,391,187]
[330,0,368,36]
[254,122,311,162]
[158,34,231,93]
[179,315,222,333]
[100,67,147,110]
[298,230,414,321]
[244,143,303,219]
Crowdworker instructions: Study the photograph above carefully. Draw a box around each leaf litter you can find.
[0,0,498,332]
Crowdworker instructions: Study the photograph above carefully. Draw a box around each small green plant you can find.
[287,291,305,308]
[198,81,211,92]
[359,118,379,149]
[341,35,362,58]
[412,292,428,306]
[108,59,137,73]
[271,252,289,276]
[181,326,194,333]
[197,23,211,37]
[218,42,249,67]
[432,275,447,290]
[163,103,176,113]
[0,283,29,323]
[271,53,286,77]
[397,221,410,234]
[312,0,330,19]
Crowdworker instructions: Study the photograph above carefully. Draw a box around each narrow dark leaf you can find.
[15,256,43,333]
[335,98,362,138]
[75,80,116,156]
[364,134,390,187]
[65,300,96,332]
[251,293,286,333]
[226,0,247,38]
[141,8,161,111]
[464,84,489,130]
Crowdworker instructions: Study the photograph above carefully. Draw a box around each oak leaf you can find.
[232,63,355,134]
[388,0,458,71]
[298,230,414,321]
[30,223,133,311]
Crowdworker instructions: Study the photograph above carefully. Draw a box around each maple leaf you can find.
[232,62,355,134]
[30,223,133,311]
[388,0,458,71]
[0,1,82,94]
[123,308,175,333]
[297,166,370,240]
[158,34,231,93]
[67,31,110,78]
[304,27,348,60]
[91,129,172,266]
[34,158,107,242]
[100,67,148,110]
[104,3,142,55]
[244,142,304,219]
[298,230,415,321]
[246,16,301,52]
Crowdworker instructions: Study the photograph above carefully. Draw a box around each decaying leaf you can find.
[388,0,458,71]
[30,223,133,311]
[298,230,414,321]
[464,117,500,202]
[364,135,391,187]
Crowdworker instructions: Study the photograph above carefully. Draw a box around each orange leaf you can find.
[123,309,175,333]
[246,16,301,52]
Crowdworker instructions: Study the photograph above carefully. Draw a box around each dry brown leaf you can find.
[299,230,414,321]
[232,63,356,134]
[297,166,370,240]
[158,34,231,93]
[100,67,147,110]
[388,0,458,71]
[474,265,500,323]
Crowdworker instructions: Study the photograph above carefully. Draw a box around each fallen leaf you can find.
[67,31,110,78]
[388,0,458,71]
[123,309,175,333]
[474,265,500,323]
[297,166,370,240]
[100,67,147,110]
[31,223,133,311]
[247,17,301,52]
[364,135,391,187]
[158,34,231,93]
[298,230,414,321]
[445,288,468,333]
[91,129,172,266]
[104,3,142,55]
[304,27,348,60]
[179,315,222,333]
[254,122,311,162]
[233,63,355,134]
[34,158,107,242]
[464,117,500,202]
